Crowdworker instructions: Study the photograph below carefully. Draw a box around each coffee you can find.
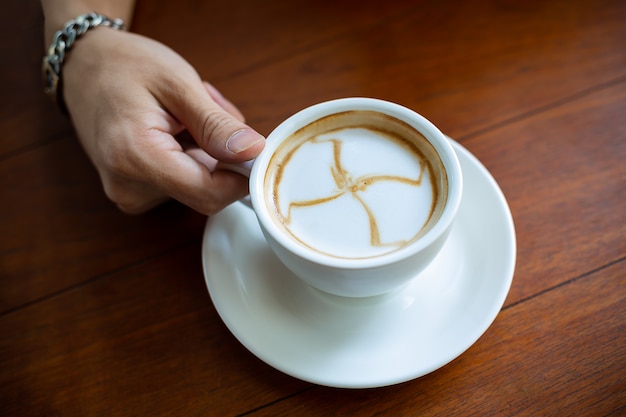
[264,110,447,259]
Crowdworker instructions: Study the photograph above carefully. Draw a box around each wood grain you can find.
[161,0,626,138]
[0,245,309,416]
[250,261,626,416]
[1,0,624,415]
[467,79,626,304]
[0,137,206,312]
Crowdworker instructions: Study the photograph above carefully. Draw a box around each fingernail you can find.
[226,129,263,154]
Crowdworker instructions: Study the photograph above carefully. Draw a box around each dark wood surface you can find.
[2,0,625,415]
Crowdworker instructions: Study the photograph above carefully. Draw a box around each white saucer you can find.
[202,140,516,388]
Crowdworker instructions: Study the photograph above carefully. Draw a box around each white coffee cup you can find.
[220,98,462,297]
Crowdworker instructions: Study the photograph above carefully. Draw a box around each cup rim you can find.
[250,97,463,269]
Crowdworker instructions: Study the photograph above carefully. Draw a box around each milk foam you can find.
[268,117,440,260]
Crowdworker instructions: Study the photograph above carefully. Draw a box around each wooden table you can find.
[2,0,624,415]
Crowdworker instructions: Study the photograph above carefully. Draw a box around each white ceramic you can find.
[225,98,463,297]
[202,140,516,388]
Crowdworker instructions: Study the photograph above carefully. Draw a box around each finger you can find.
[155,75,265,163]
[162,152,249,215]
[184,146,219,171]
[138,129,251,215]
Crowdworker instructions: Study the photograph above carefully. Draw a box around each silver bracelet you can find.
[42,12,125,113]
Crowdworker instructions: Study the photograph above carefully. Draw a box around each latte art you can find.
[265,111,447,259]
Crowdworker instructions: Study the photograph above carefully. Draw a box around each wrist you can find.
[41,1,135,46]
[42,12,126,114]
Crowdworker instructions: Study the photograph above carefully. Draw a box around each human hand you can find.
[62,28,265,215]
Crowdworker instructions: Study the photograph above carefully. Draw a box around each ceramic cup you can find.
[220,98,462,297]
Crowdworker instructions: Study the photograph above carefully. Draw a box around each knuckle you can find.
[193,196,224,216]
[94,116,149,180]
[98,135,133,178]
[189,188,231,216]
[103,187,129,211]
[193,174,248,216]
[101,175,131,207]
[199,110,234,146]
[102,179,155,215]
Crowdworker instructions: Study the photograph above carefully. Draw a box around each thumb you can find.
[156,77,265,162]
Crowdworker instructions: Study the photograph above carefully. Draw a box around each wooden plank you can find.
[0,137,207,312]
[1,246,622,416]
[0,244,309,416]
[465,80,626,303]
[185,0,626,138]
[5,0,625,154]
[132,0,426,81]
[249,260,625,416]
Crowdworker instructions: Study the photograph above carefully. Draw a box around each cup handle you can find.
[216,160,254,209]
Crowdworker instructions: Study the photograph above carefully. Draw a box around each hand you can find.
[62,28,265,215]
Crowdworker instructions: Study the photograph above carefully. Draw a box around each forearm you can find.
[41,0,136,45]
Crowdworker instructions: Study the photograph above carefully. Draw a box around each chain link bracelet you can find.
[42,12,125,114]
